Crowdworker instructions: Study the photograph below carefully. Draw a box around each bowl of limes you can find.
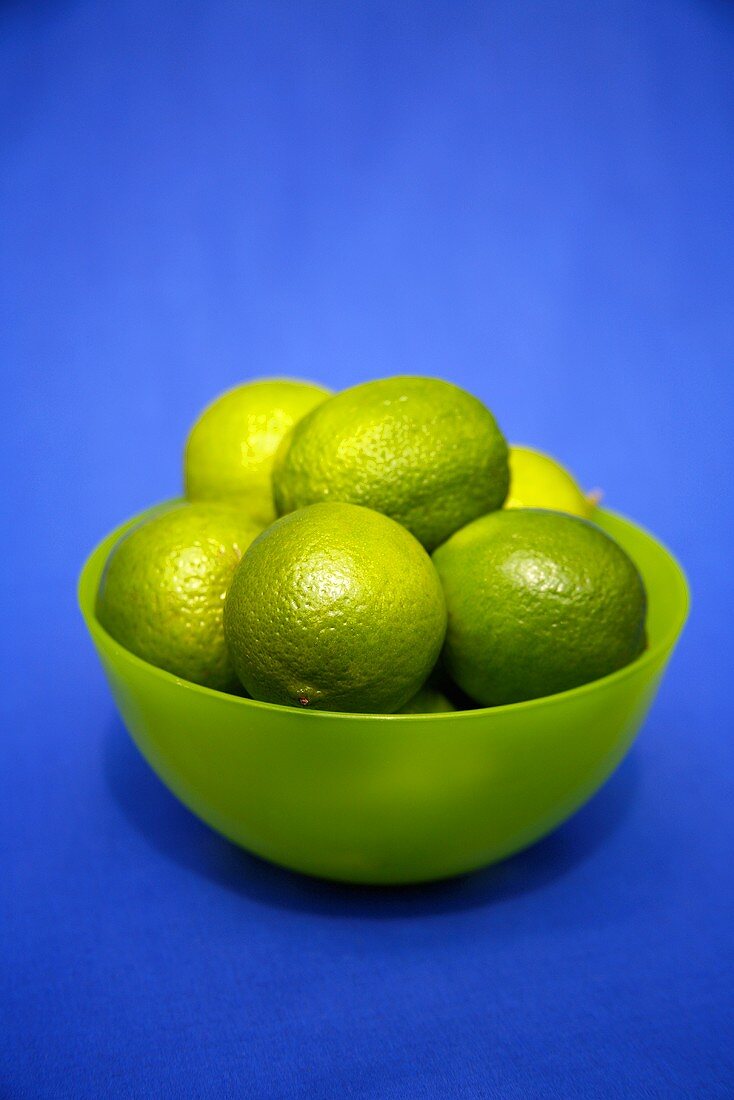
[79,377,688,884]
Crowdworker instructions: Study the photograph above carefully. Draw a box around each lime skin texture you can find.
[96,502,262,692]
[184,378,331,526]
[272,376,509,552]
[224,501,448,713]
[433,508,647,707]
[506,445,593,518]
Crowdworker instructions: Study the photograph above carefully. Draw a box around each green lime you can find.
[505,445,593,517]
[272,376,509,551]
[432,508,647,706]
[184,378,331,525]
[96,503,261,691]
[224,502,447,713]
[398,680,456,714]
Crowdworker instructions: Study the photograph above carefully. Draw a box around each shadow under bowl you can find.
[79,504,688,885]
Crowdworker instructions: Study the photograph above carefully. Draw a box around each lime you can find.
[184,378,331,525]
[272,376,508,551]
[432,508,647,706]
[398,680,456,714]
[96,502,261,691]
[223,502,447,713]
[505,445,593,517]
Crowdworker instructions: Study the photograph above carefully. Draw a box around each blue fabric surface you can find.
[2,2,733,1096]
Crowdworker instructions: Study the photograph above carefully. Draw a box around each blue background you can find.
[2,2,733,1096]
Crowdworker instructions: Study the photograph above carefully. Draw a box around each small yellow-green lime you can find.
[505,445,593,517]
[272,376,509,551]
[398,680,456,714]
[96,503,261,692]
[184,378,331,525]
[224,502,447,713]
[433,508,647,706]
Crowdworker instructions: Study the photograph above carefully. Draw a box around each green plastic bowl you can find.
[79,503,688,885]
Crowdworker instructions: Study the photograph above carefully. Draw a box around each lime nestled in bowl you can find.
[433,508,647,707]
[272,376,509,551]
[80,373,688,884]
[505,445,594,517]
[223,501,447,714]
[96,502,262,693]
[184,378,331,526]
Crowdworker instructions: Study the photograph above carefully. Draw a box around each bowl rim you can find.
[78,501,690,723]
